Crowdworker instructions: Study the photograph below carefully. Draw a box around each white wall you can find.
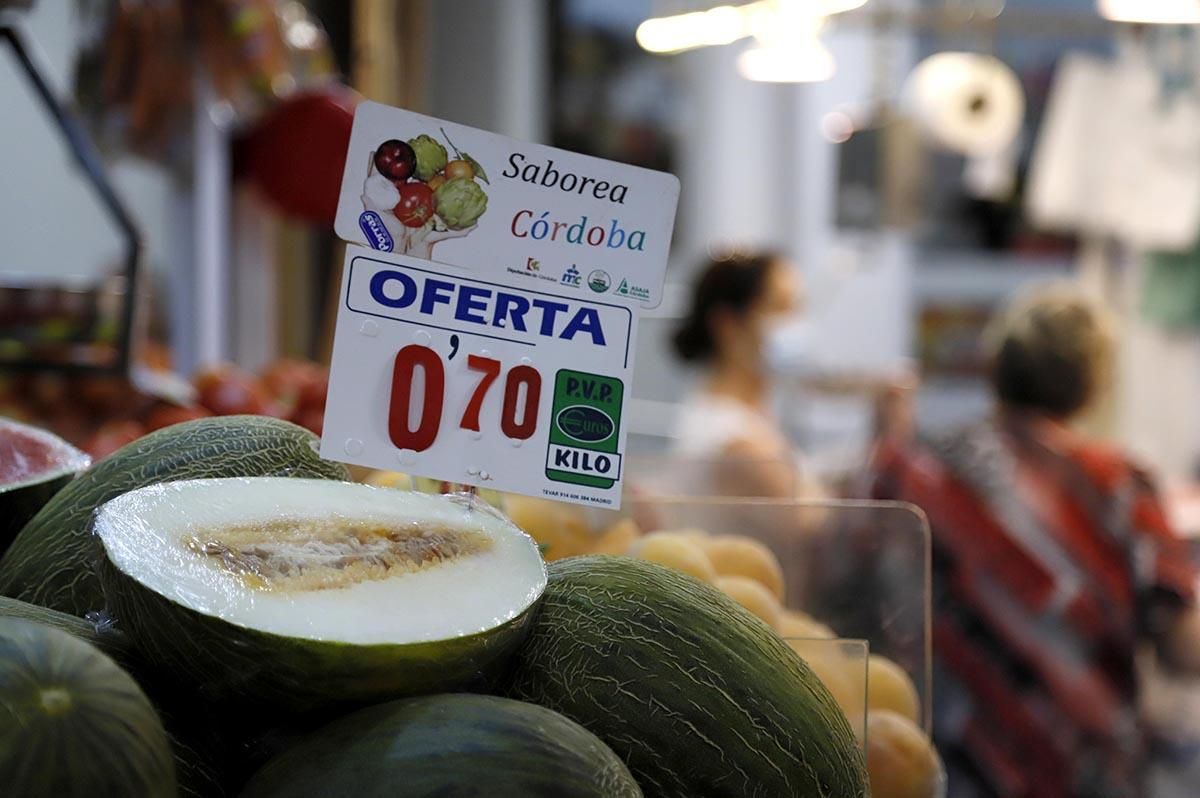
[427,0,548,143]
[0,4,175,284]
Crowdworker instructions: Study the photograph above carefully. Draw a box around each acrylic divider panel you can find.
[586,491,933,735]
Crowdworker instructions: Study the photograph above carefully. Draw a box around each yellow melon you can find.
[789,639,866,732]
[714,575,783,629]
[778,610,835,640]
[867,655,921,724]
[590,518,641,555]
[866,710,945,798]
[505,494,593,561]
[630,532,718,583]
[702,536,786,599]
[362,470,413,489]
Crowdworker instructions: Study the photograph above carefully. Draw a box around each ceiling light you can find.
[1098,0,1200,24]
[635,5,748,54]
[636,1,868,55]
[738,38,836,82]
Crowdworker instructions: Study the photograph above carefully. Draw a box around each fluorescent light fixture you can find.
[637,1,867,55]
[819,0,869,12]
[1098,0,1200,23]
[635,5,748,53]
[738,38,836,82]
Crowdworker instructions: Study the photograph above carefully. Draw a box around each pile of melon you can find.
[0,416,870,797]
[482,492,946,798]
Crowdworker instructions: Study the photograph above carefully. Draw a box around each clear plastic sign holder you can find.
[788,636,869,748]
[585,484,933,734]
[394,455,931,734]
[622,451,803,499]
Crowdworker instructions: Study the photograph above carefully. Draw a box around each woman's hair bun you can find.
[672,315,713,362]
[672,251,779,365]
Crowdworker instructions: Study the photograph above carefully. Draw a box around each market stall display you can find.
[0,416,885,796]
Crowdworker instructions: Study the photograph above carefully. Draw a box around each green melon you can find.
[0,618,176,797]
[0,597,230,795]
[94,477,546,712]
[0,418,89,556]
[0,415,349,616]
[241,694,642,798]
[0,595,133,665]
[502,555,868,798]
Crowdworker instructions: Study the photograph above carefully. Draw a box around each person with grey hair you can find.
[871,284,1200,798]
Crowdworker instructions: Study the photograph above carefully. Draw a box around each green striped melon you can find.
[0,618,176,797]
[0,596,229,795]
[0,596,133,665]
[241,694,642,798]
[502,555,868,798]
[0,418,89,556]
[0,416,349,616]
[94,478,546,712]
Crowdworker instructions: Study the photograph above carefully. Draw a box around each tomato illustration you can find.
[393,182,436,228]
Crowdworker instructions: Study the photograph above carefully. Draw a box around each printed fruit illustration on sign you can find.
[409,134,448,181]
[374,139,416,181]
[394,182,436,228]
[445,158,475,181]
[93,478,547,710]
[360,126,489,257]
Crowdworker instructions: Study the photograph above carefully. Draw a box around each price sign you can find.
[325,103,677,505]
[321,247,637,508]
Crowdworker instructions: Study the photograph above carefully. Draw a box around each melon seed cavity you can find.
[187,518,492,591]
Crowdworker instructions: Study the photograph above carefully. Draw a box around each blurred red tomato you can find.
[83,421,145,460]
[260,358,324,403]
[194,365,269,416]
[144,403,212,432]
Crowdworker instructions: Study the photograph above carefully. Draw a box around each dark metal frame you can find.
[0,20,141,374]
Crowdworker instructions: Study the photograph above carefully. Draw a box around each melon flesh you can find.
[94,478,547,708]
[0,419,88,486]
[0,419,89,556]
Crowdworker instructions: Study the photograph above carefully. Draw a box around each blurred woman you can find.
[872,284,1200,798]
[670,251,812,498]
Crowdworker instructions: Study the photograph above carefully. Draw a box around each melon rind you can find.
[241,694,643,798]
[0,596,132,666]
[503,555,868,798]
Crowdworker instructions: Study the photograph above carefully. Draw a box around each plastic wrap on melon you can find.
[88,478,546,711]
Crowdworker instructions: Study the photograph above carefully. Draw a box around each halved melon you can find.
[0,418,89,555]
[94,478,546,711]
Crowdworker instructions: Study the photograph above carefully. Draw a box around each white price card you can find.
[321,246,637,509]
[334,101,680,308]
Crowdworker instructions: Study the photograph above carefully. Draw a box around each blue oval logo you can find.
[556,405,614,443]
[359,211,395,252]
